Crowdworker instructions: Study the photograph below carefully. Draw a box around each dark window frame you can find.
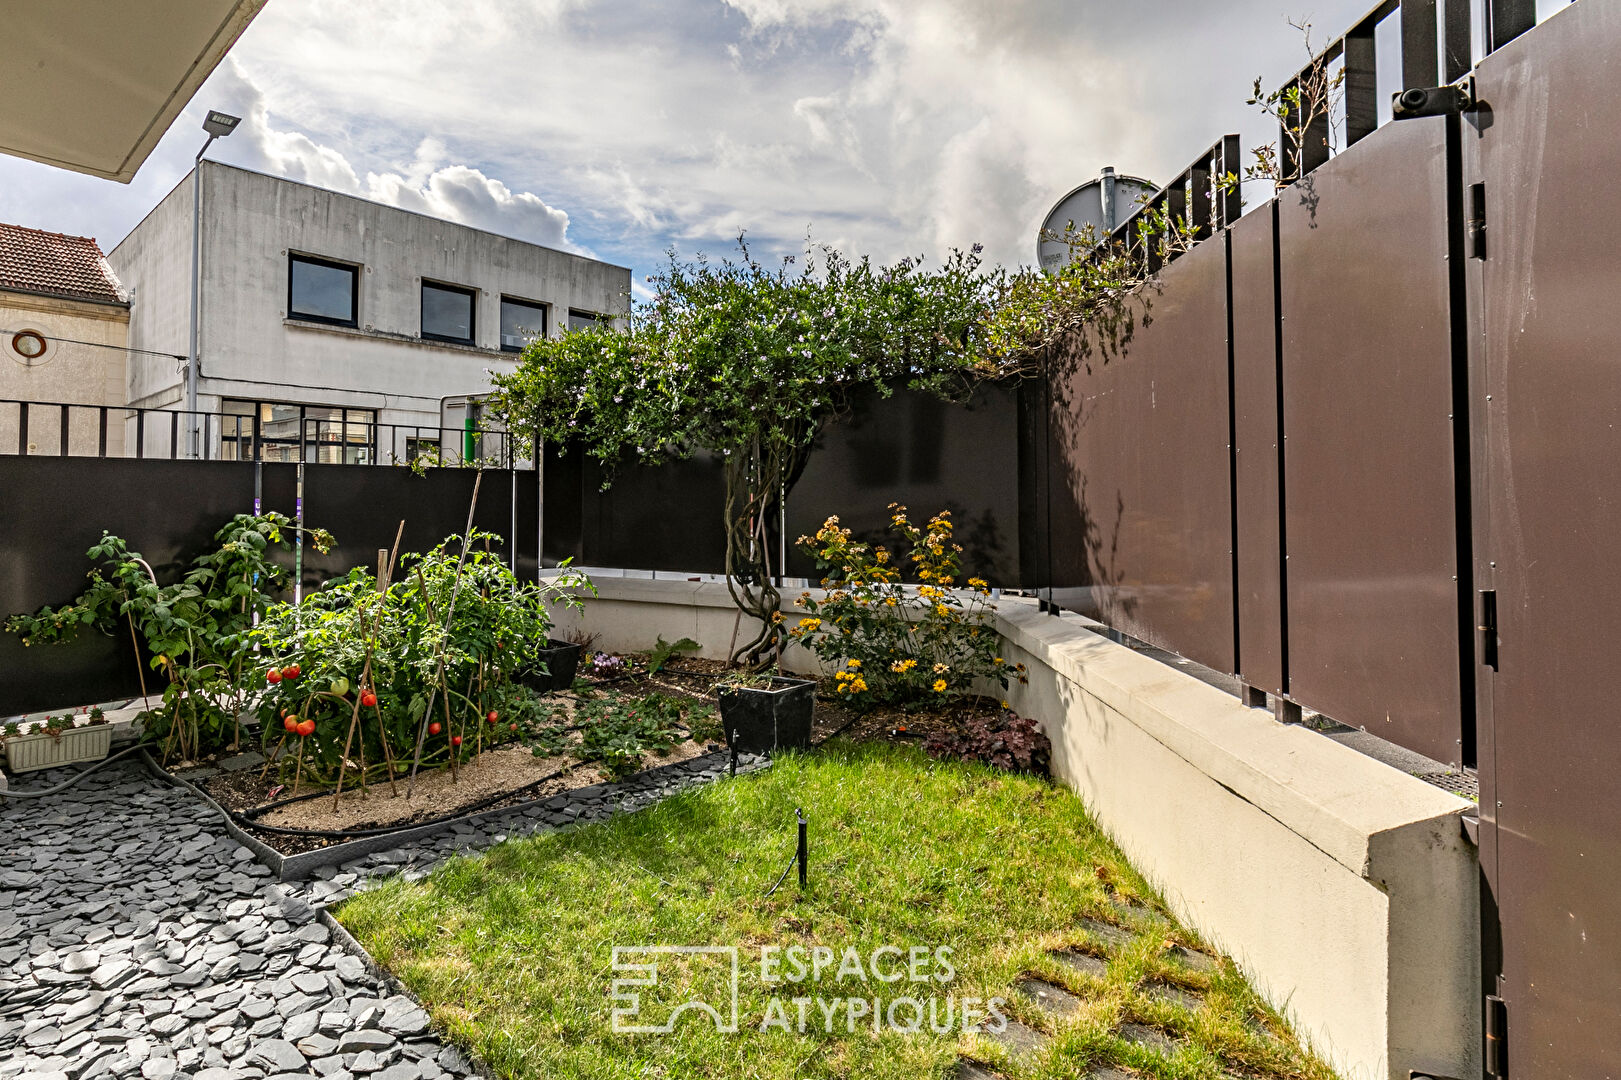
[567,308,604,332]
[287,253,360,327]
[499,295,550,353]
[421,279,478,344]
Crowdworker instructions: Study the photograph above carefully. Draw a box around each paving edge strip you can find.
[141,747,769,880]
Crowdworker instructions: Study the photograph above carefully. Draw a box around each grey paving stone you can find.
[1015,976,1084,1018]
[1144,980,1204,1012]
[1118,1021,1183,1056]
[1166,943,1220,975]
[1079,918,1135,954]
[972,1017,1048,1058]
[1051,948,1108,979]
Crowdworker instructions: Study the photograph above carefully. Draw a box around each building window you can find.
[405,436,440,464]
[500,297,548,352]
[220,400,377,464]
[567,308,605,332]
[422,281,476,343]
[288,254,358,326]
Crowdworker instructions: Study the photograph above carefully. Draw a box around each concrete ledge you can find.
[556,576,1479,1080]
[995,601,1478,1080]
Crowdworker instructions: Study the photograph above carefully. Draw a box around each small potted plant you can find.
[523,638,583,693]
[715,670,815,754]
[2,706,113,773]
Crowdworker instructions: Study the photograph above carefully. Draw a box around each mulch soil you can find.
[192,652,1010,854]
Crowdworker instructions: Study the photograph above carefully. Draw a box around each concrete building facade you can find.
[0,224,131,455]
[109,161,630,463]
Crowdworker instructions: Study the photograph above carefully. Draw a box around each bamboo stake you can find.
[127,612,150,710]
[407,472,483,796]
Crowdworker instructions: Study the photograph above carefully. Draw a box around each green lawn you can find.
[338,742,1337,1080]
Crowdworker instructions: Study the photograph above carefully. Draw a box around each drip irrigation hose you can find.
[0,744,146,799]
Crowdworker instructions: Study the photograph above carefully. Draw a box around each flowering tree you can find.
[491,240,1011,665]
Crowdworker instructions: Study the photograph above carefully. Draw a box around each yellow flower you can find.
[847,659,861,669]
[849,677,868,693]
[933,663,949,674]
[968,577,988,589]
[798,618,821,631]
[1001,699,1010,709]
[993,656,1003,665]
[836,682,849,694]
[932,679,947,693]
[935,604,949,617]
[885,597,897,606]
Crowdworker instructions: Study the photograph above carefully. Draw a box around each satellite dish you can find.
[1037,167,1158,273]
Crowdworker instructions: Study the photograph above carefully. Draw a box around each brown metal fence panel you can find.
[1048,235,1235,673]
[1229,207,1285,696]
[786,383,1022,587]
[1277,116,1463,764]
[1472,3,1621,1072]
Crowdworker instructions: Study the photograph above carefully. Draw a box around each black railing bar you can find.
[60,404,70,457]
[18,401,28,456]
[98,407,108,458]
[169,411,178,461]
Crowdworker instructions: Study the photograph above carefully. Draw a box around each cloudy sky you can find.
[0,0,1563,284]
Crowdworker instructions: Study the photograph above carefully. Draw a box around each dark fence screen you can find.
[0,459,540,715]
[1046,235,1237,675]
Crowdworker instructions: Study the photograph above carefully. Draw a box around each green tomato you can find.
[330,676,351,697]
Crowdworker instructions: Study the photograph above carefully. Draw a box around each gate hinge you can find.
[1392,79,1474,120]
[1479,589,1499,670]
[1485,994,1508,1078]
[1468,183,1488,259]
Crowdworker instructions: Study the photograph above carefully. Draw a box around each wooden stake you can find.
[407,473,483,796]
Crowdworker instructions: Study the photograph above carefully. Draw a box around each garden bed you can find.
[200,686,721,856]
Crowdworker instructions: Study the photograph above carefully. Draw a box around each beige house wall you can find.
[0,291,129,455]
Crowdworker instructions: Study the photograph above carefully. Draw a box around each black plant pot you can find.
[717,676,815,755]
[521,640,582,693]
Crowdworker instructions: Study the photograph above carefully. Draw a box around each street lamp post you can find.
[186,110,240,458]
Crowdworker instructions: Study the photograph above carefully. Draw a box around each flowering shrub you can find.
[491,240,1012,666]
[790,506,1025,709]
[925,710,1051,775]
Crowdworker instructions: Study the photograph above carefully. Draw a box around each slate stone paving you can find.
[957,911,1222,1080]
[1,751,763,1080]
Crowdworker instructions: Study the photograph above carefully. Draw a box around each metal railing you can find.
[1104,136,1243,275]
[1274,0,1540,181]
[0,399,533,469]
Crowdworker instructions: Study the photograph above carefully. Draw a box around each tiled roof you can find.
[0,222,126,305]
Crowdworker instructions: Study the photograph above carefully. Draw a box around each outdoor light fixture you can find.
[202,110,241,139]
[187,109,241,458]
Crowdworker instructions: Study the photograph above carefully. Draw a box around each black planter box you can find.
[718,676,815,754]
[520,640,582,693]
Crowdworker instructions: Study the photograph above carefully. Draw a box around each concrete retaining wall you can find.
[553,576,1480,1080]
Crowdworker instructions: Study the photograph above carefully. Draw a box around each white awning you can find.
[0,0,265,183]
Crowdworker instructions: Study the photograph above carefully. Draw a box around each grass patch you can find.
[338,741,1337,1080]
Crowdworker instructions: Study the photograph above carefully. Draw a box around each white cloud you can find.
[0,0,1390,275]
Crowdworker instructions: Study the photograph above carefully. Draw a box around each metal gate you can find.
[1468,2,1621,1075]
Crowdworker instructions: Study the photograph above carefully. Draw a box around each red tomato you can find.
[509,723,518,732]
[428,722,441,735]
[283,716,298,733]
[283,664,301,680]
[296,719,315,737]
[266,669,282,684]
[360,691,378,708]
[450,735,463,747]
[487,711,499,724]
